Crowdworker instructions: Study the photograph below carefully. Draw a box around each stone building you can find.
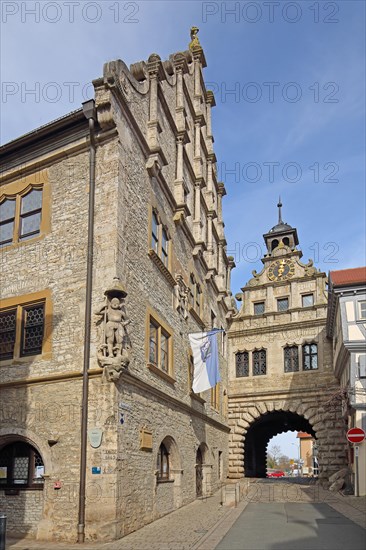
[327,267,366,495]
[227,201,347,480]
[0,31,236,542]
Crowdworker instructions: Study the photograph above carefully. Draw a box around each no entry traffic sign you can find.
[347,427,365,444]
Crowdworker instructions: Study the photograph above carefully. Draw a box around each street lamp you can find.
[291,442,301,477]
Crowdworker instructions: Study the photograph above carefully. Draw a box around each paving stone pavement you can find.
[5,480,366,550]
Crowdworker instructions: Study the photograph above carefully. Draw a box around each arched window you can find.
[283,237,290,247]
[157,443,170,481]
[236,351,249,377]
[284,346,299,372]
[271,239,279,251]
[303,343,318,370]
[0,441,44,489]
[253,349,266,376]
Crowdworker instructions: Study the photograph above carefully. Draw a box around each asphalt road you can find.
[215,502,366,550]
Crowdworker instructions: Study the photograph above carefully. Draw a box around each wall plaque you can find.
[139,427,153,451]
[88,428,103,448]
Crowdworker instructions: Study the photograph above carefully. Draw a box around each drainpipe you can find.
[78,99,97,544]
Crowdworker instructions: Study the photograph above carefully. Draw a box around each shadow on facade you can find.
[0,312,60,542]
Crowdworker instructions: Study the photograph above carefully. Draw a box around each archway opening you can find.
[244,410,316,478]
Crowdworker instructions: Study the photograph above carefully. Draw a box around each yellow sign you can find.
[290,459,294,465]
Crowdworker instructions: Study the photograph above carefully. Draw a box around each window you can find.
[303,343,318,370]
[0,442,44,489]
[253,349,266,375]
[157,443,170,481]
[150,209,170,268]
[358,301,366,320]
[277,298,289,312]
[0,300,46,361]
[284,346,299,372]
[254,302,265,315]
[302,294,314,308]
[189,274,202,318]
[211,383,220,410]
[0,188,43,247]
[236,351,249,377]
[147,311,173,380]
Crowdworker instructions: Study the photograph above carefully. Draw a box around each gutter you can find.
[78,99,97,544]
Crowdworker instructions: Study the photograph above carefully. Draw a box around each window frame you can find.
[284,345,299,373]
[157,442,170,482]
[0,291,51,363]
[277,297,289,312]
[302,294,314,308]
[235,350,249,378]
[254,302,265,315]
[0,441,45,490]
[0,182,48,249]
[146,308,174,382]
[357,300,366,321]
[149,208,171,270]
[253,349,267,376]
[302,342,318,371]
[189,274,203,319]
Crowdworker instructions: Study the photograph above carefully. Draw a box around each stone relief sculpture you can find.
[174,274,189,320]
[96,277,131,381]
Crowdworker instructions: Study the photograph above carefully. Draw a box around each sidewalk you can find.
[5,481,366,550]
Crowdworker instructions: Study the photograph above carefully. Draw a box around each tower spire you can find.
[277,197,283,224]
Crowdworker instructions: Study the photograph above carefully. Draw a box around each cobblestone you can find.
[6,482,365,550]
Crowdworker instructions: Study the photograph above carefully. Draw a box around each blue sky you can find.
[1,1,365,454]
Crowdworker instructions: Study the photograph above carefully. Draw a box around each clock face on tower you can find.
[268,259,295,281]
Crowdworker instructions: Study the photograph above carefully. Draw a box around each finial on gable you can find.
[277,196,283,224]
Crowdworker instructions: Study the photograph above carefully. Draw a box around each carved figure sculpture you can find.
[95,277,131,381]
[189,27,201,50]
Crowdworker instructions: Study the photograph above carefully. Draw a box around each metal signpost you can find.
[346,427,365,497]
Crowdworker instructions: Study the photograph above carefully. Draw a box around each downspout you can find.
[78,99,97,544]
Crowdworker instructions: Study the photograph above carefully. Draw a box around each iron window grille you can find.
[277,298,289,312]
[0,442,44,489]
[303,343,318,370]
[302,294,314,307]
[0,301,45,361]
[236,351,249,377]
[284,346,299,372]
[254,302,265,315]
[253,349,266,375]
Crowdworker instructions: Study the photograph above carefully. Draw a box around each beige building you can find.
[0,31,236,542]
[297,432,317,476]
[227,202,347,480]
[327,267,366,496]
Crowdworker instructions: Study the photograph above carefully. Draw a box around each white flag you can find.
[188,329,222,393]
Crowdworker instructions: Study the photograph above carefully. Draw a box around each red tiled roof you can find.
[297,432,312,439]
[330,267,366,287]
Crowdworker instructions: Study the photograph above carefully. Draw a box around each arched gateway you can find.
[227,204,348,480]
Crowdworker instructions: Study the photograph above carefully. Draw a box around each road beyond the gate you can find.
[215,501,366,550]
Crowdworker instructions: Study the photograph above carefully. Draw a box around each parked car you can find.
[267,470,285,478]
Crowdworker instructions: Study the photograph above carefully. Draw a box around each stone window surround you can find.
[0,172,51,252]
[211,382,220,411]
[148,205,171,271]
[253,301,265,315]
[156,442,170,482]
[301,293,314,308]
[145,306,175,384]
[252,348,267,376]
[0,290,52,365]
[283,344,299,372]
[302,341,318,371]
[277,296,289,312]
[235,350,249,378]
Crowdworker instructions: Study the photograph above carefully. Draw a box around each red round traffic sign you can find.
[347,427,365,444]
